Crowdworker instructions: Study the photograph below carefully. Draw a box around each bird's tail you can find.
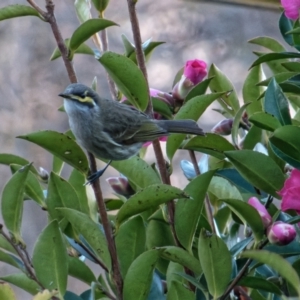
[158,119,205,136]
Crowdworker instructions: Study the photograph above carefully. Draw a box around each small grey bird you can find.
[59,83,204,183]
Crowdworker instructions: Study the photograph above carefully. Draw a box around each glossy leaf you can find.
[68,256,96,285]
[116,216,146,277]
[57,208,111,270]
[98,51,149,111]
[242,250,300,296]
[0,153,38,174]
[152,97,173,119]
[248,36,286,52]
[279,11,294,47]
[264,78,292,126]
[0,5,43,21]
[129,41,165,64]
[1,164,31,244]
[69,19,117,51]
[166,262,184,290]
[64,291,84,300]
[184,77,214,102]
[242,65,264,117]
[0,235,17,255]
[17,130,89,174]
[116,184,189,227]
[92,0,110,12]
[183,133,235,160]
[281,61,300,72]
[166,92,224,161]
[0,250,25,272]
[257,72,299,87]
[175,171,215,251]
[0,273,40,295]
[249,112,282,132]
[242,125,262,150]
[158,246,202,275]
[10,164,45,207]
[270,125,300,168]
[123,250,159,300]
[208,64,240,114]
[167,280,195,300]
[0,283,16,300]
[224,150,285,197]
[220,199,264,241]
[32,220,68,297]
[198,231,232,298]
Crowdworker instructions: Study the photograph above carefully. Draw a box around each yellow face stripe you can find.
[69,94,95,105]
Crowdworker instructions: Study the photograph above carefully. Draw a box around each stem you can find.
[28,1,124,298]
[188,150,216,234]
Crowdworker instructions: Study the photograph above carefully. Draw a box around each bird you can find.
[59,83,205,184]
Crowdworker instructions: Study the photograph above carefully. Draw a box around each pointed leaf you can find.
[1,164,31,244]
[198,231,232,298]
[175,171,215,251]
[264,78,292,126]
[92,0,110,13]
[166,92,224,160]
[69,19,117,51]
[279,11,294,47]
[0,250,25,272]
[281,61,300,72]
[98,51,149,111]
[248,36,286,52]
[0,5,43,21]
[185,77,214,102]
[17,130,89,174]
[123,250,159,300]
[208,64,240,114]
[0,154,38,175]
[116,216,146,278]
[224,150,285,197]
[0,235,17,255]
[167,280,195,300]
[0,273,40,295]
[68,256,96,285]
[74,0,91,23]
[32,220,68,297]
[58,208,111,270]
[241,125,262,150]
[241,250,300,296]
[116,184,189,227]
[249,112,282,132]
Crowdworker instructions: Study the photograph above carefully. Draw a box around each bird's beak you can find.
[58,93,70,99]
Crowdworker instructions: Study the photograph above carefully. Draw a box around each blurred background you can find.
[0,0,282,298]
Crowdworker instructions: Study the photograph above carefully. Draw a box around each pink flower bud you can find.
[248,197,272,228]
[267,221,296,245]
[106,177,134,197]
[281,0,300,20]
[211,119,233,136]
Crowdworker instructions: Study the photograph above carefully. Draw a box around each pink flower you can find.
[184,59,207,85]
[267,221,296,245]
[278,169,300,213]
[281,0,300,20]
[248,197,272,228]
[106,177,134,197]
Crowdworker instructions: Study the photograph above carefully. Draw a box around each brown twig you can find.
[188,150,216,234]
[26,1,123,298]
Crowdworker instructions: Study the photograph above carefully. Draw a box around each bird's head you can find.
[59,83,98,107]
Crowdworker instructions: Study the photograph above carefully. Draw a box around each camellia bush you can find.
[1,0,300,299]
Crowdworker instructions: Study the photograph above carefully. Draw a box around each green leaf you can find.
[238,276,282,295]
[248,36,286,52]
[52,155,64,175]
[111,156,160,188]
[152,97,173,119]
[166,92,224,161]
[242,65,264,117]
[0,282,16,300]
[249,112,282,132]
[91,0,110,13]
[0,250,25,271]
[116,184,189,227]
[0,273,40,295]
[158,246,202,275]
[208,64,240,114]
[183,133,235,160]
[32,220,68,297]
[69,19,117,51]
[10,164,45,207]
[281,61,300,72]
[242,125,262,150]
[257,72,299,87]
[98,51,149,111]
[123,250,159,300]
[270,125,300,168]
[116,216,146,278]
[220,199,264,241]
[224,150,285,197]
[198,231,232,298]
[0,154,38,175]
[166,263,184,290]
[74,0,91,23]
[57,208,111,270]
[264,78,292,126]
[68,256,96,285]
[175,171,215,251]
[279,11,294,47]
[231,102,251,148]
[184,77,214,102]
[250,52,300,69]
[167,280,195,300]
[0,5,43,21]
[1,164,31,244]
[17,130,89,174]
[241,250,300,296]
[0,235,17,255]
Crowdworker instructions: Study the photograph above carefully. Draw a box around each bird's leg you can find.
[85,160,112,185]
